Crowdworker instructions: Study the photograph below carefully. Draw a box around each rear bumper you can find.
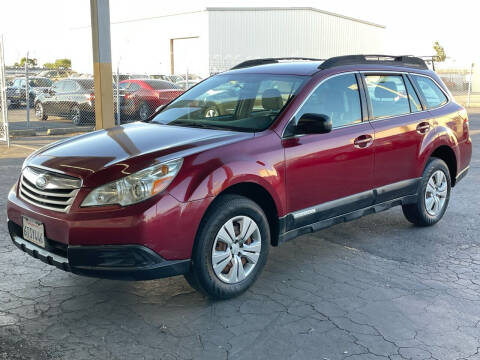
[8,221,190,281]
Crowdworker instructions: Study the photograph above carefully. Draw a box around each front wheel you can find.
[402,157,451,226]
[185,194,270,299]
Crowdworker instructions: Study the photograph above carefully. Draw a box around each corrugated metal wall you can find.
[208,8,385,73]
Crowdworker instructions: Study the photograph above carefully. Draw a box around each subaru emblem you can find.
[36,176,48,189]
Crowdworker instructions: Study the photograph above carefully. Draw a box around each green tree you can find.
[433,41,446,62]
[54,58,71,69]
[43,62,56,69]
[18,57,38,67]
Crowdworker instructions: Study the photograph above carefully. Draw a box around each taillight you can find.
[85,93,95,102]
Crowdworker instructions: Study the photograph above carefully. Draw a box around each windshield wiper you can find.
[169,120,227,131]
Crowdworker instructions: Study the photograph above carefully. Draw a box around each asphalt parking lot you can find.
[0,113,479,360]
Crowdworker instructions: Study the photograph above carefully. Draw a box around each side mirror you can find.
[295,113,332,135]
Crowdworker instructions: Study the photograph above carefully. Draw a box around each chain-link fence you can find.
[435,62,479,108]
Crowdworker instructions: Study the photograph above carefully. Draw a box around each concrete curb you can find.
[46,127,94,135]
[9,127,94,137]
[9,129,37,137]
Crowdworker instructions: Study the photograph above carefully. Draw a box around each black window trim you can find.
[402,73,424,112]
[282,71,366,138]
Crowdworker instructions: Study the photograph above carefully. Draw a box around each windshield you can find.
[150,73,308,132]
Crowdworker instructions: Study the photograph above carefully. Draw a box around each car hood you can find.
[25,122,253,187]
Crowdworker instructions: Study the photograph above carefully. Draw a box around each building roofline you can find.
[205,7,385,29]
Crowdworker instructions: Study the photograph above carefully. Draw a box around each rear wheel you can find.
[70,105,82,126]
[35,102,47,121]
[402,157,451,226]
[185,194,270,299]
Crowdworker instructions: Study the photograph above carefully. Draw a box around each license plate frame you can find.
[22,216,45,248]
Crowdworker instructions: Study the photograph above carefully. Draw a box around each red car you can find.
[119,79,184,121]
[7,55,472,299]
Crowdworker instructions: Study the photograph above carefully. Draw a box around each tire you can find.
[138,102,151,121]
[70,105,83,126]
[402,157,451,227]
[185,194,270,299]
[35,102,47,121]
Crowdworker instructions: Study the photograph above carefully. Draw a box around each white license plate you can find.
[22,216,45,248]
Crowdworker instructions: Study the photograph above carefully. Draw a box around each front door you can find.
[283,73,375,227]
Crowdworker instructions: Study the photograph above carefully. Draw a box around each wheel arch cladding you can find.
[430,145,457,186]
[202,182,280,247]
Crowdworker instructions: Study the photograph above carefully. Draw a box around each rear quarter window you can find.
[412,75,448,109]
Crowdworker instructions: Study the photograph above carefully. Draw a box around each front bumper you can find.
[8,221,190,280]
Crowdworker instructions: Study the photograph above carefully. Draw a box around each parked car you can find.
[7,55,472,299]
[119,79,183,121]
[34,78,98,125]
[6,77,53,107]
[176,79,200,90]
[36,70,74,81]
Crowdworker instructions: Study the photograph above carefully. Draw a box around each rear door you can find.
[362,73,428,203]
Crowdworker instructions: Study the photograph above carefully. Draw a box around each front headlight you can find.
[81,158,183,207]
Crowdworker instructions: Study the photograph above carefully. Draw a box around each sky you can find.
[0,0,478,72]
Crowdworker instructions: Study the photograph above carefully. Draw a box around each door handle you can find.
[416,122,431,135]
[353,134,373,149]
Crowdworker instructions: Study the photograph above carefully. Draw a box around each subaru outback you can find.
[7,55,472,299]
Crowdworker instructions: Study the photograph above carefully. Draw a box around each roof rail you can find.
[318,55,428,70]
[231,57,325,70]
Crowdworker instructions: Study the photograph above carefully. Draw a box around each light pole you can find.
[25,51,30,128]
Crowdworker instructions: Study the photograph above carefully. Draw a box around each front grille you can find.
[19,167,82,213]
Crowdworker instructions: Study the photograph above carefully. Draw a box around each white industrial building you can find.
[70,7,386,77]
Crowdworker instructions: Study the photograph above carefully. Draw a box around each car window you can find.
[13,79,21,87]
[293,73,362,129]
[128,83,141,92]
[365,75,410,119]
[144,80,179,90]
[29,78,53,87]
[405,76,422,112]
[119,82,130,90]
[411,75,448,109]
[53,81,64,92]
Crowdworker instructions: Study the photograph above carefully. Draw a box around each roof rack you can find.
[318,55,428,70]
[231,57,325,70]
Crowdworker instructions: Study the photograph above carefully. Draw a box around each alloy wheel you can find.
[71,106,81,125]
[35,103,43,119]
[211,216,262,284]
[425,170,448,216]
[139,103,150,120]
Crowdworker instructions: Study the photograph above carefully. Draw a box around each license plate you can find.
[22,216,45,248]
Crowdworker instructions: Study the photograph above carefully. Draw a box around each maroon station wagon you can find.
[7,55,472,299]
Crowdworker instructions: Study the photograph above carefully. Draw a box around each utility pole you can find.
[90,0,114,129]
